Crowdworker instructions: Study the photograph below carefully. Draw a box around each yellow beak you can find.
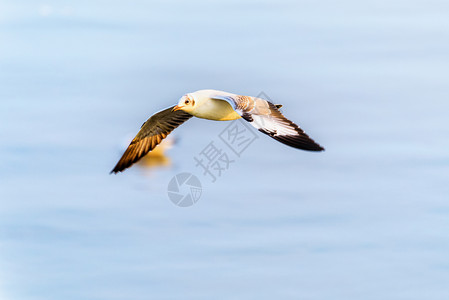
[172,105,184,112]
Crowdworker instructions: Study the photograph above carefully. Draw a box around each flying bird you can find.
[111,89,324,173]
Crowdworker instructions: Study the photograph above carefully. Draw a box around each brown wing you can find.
[242,101,324,151]
[262,102,324,151]
[111,106,193,174]
[213,94,324,151]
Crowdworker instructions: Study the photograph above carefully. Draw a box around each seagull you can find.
[111,89,324,173]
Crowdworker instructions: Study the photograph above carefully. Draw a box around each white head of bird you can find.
[172,90,242,121]
[173,94,196,113]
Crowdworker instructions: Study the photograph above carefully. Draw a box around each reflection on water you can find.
[1,1,449,299]
[138,150,172,169]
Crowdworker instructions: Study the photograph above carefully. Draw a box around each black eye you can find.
[185,100,190,105]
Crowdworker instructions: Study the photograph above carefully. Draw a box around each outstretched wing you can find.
[212,94,324,151]
[111,106,193,173]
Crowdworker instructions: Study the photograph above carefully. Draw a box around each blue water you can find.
[1,1,449,299]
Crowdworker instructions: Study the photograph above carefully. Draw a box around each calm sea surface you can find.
[1,1,449,299]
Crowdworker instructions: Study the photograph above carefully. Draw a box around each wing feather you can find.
[111,106,193,173]
[213,93,324,151]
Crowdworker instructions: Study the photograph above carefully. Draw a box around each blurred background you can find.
[1,0,448,299]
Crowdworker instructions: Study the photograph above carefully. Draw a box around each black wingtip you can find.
[271,133,325,152]
[304,144,325,152]
[312,145,325,152]
[308,142,325,152]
